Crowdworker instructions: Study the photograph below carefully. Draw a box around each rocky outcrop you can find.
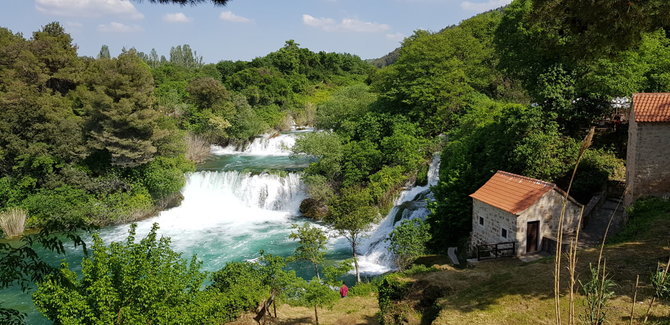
[299,198,328,220]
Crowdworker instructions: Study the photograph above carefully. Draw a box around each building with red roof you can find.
[625,93,670,205]
[470,171,583,256]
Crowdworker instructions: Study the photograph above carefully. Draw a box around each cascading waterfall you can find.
[211,128,312,156]
[98,131,308,272]
[354,154,441,274]
[6,129,441,324]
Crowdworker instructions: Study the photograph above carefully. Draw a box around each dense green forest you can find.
[2,0,670,322]
[0,23,371,229]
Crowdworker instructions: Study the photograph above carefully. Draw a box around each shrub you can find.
[608,198,670,243]
[0,207,26,238]
[377,275,411,325]
[570,149,624,203]
[400,264,438,276]
[349,282,378,297]
[33,223,229,324]
[387,219,431,270]
[579,264,616,325]
[135,156,194,201]
[651,262,670,300]
[185,133,210,163]
[22,186,93,227]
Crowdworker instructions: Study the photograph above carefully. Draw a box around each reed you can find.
[0,207,27,238]
[555,127,594,325]
[629,274,639,325]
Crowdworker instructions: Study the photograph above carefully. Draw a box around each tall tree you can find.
[98,45,111,59]
[289,223,328,279]
[83,52,164,167]
[326,187,379,283]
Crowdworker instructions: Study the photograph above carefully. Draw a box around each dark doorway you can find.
[526,221,540,253]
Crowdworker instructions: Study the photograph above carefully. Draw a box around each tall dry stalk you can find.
[629,274,639,325]
[0,207,27,238]
[555,127,594,325]
[567,205,585,325]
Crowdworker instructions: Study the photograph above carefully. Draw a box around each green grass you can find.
[609,197,670,244]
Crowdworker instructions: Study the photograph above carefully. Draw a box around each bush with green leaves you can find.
[134,156,194,201]
[579,264,616,325]
[33,223,232,324]
[289,223,328,279]
[386,219,431,270]
[651,261,670,300]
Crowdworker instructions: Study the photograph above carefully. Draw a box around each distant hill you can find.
[367,47,401,68]
[368,7,505,68]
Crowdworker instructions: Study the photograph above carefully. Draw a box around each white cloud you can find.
[97,22,142,33]
[385,32,405,41]
[302,14,390,33]
[219,11,252,23]
[460,0,511,12]
[163,12,191,23]
[36,0,144,20]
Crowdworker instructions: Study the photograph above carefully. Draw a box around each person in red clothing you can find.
[339,283,348,298]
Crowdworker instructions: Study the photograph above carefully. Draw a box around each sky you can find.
[0,0,511,63]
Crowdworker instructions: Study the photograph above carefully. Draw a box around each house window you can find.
[479,216,484,226]
[501,228,507,238]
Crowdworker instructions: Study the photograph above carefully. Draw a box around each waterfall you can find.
[99,170,306,271]
[211,130,310,156]
[355,154,441,274]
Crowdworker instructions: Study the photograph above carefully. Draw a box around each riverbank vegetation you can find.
[0,21,374,322]
[2,0,670,322]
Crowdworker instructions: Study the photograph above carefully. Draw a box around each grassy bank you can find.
[242,198,670,324]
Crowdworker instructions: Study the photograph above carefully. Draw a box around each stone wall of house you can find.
[471,199,517,251]
[517,190,582,255]
[626,116,670,205]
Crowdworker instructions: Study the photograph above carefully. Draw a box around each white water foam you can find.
[212,132,302,156]
[99,171,306,269]
[353,154,442,275]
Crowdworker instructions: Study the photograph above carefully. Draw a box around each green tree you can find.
[98,45,111,59]
[289,223,328,279]
[82,51,164,168]
[386,219,431,270]
[326,187,379,282]
[373,10,505,134]
[33,223,227,324]
[293,132,343,179]
[315,84,376,131]
[296,278,339,325]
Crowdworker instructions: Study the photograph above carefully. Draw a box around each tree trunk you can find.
[314,305,319,325]
[352,240,361,283]
[314,263,320,280]
[273,299,277,318]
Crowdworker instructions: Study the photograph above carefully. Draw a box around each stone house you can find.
[470,171,583,256]
[625,93,670,206]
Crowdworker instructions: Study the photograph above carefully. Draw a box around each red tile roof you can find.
[469,171,556,215]
[633,93,670,122]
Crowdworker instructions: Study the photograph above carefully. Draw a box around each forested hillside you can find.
[2,0,670,323]
[0,24,371,229]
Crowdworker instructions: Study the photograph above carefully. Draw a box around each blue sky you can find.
[0,0,510,63]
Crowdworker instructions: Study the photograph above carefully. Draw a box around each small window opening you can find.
[479,216,484,226]
[501,228,508,238]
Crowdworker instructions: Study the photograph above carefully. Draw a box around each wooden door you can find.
[526,221,540,253]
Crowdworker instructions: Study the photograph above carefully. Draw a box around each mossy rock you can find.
[299,198,328,220]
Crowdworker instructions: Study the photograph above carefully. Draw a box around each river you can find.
[3,128,440,324]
